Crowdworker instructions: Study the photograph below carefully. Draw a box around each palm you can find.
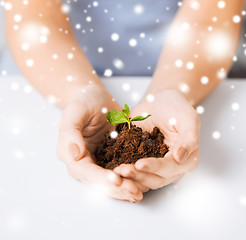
[130,92,184,152]
[82,108,113,154]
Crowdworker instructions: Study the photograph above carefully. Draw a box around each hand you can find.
[56,84,146,202]
[114,89,200,190]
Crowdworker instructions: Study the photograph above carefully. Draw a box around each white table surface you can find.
[0,76,246,240]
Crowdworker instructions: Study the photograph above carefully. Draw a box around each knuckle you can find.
[126,166,135,176]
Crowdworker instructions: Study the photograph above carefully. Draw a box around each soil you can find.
[94,122,168,170]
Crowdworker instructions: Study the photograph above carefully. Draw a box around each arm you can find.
[6,0,105,108]
[114,0,245,189]
[147,0,245,106]
[6,0,147,202]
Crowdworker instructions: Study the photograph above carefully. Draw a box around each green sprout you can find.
[106,104,151,129]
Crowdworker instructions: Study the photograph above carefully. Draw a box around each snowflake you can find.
[186,61,194,70]
[179,83,190,93]
[100,107,108,115]
[232,56,237,62]
[182,22,190,31]
[169,118,177,126]
[52,54,58,60]
[24,85,32,93]
[4,2,12,10]
[196,105,205,114]
[93,1,98,7]
[61,4,71,14]
[189,1,200,10]
[217,1,226,9]
[205,32,232,59]
[217,68,226,79]
[48,95,57,104]
[129,39,137,47]
[122,83,130,91]
[175,59,183,68]
[26,59,34,67]
[201,76,209,85]
[231,102,240,111]
[13,25,19,31]
[111,33,119,41]
[40,35,48,44]
[66,75,73,82]
[232,15,241,23]
[75,24,81,29]
[86,16,92,22]
[134,4,144,15]
[146,94,155,102]
[140,32,146,38]
[212,17,217,22]
[14,14,22,22]
[104,69,113,77]
[67,53,74,59]
[110,131,118,139]
[212,131,221,140]
[1,70,7,76]
[97,47,104,53]
[113,58,124,70]
[11,82,19,91]
[21,43,30,51]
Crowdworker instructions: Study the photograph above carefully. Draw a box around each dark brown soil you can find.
[94,123,168,170]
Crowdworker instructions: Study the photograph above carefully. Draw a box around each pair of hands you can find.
[56,84,200,203]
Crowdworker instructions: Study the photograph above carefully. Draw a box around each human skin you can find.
[6,0,244,201]
[114,0,245,191]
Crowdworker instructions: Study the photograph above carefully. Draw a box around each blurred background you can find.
[0,4,245,77]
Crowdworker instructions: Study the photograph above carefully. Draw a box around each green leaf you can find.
[106,110,129,126]
[130,115,151,122]
[122,104,130,117]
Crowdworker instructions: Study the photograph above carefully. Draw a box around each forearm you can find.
[6,0,106,108]
[147,0,244,106]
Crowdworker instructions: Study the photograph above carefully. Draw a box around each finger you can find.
[160,174,184,187]
[135,182,150,193]
[113,164,150,193]
[68,154,143,201]
[114,164,164,190]
[135,151,198,178]
[172,131,200,164]
[57,100,89,163]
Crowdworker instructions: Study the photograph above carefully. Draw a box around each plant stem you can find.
[128,121,131,129]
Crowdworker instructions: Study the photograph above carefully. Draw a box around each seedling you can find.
[106,104,151,129]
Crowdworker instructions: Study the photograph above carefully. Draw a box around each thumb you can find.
[58,100,89,162]
[68,135,86,161]
[172,132,199,164]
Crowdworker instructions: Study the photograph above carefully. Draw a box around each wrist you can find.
[146,74,197,106]
[59,80,109,108]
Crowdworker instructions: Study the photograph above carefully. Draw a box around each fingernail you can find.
[177,147,188,164]
[69,143,80,161]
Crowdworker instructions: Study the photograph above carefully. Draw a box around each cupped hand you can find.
[114,89,200,191]
[56,84,146,202]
